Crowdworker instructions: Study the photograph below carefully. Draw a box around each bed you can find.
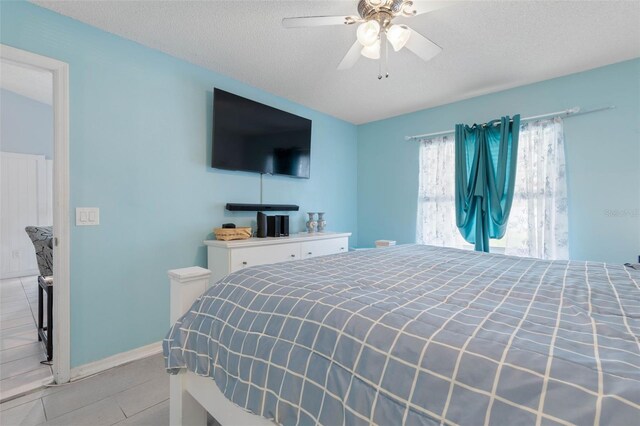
[164,245,640,425]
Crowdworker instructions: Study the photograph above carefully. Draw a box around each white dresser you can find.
[205,232,351,284]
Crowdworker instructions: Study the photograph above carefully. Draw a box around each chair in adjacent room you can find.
[25,225,54,361]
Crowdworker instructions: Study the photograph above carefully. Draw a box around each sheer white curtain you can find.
[416,118,569,260]
[503,118,569,259]
[416,135,469,250]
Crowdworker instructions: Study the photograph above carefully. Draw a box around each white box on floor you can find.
[375,240,396,248]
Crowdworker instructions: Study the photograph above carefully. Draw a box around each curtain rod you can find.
[404,105,615,141]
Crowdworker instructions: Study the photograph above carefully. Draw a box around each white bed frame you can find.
[168,267,275,426]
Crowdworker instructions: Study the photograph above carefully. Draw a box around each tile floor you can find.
[0,354,220,425]
[0,354,173,425]
[0,277,53,401]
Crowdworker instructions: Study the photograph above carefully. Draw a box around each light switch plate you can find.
[76,207,100,226]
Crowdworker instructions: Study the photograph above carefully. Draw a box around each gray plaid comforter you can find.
[164,245,640,425]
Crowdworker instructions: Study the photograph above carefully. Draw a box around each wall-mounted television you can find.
[212,88,312,178]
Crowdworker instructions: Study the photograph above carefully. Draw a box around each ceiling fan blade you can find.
[402,1,452,17]
[282,15,359,28]
[405,28,442,62]
[337,41,362,70]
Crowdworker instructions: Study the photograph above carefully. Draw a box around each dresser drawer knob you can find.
[291,254,296,258]
[308,252,312,255]
[340,247,345,250]
[242,261,247,265]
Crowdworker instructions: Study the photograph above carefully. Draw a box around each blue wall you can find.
[358,59,640,264]
[1,89,53,159]
[1,2,358,367]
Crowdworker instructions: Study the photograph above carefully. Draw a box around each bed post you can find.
[168,267,211,426]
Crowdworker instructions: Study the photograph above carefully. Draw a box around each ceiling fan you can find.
[282,0,447,79]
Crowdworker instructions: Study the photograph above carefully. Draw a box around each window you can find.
[416,118,569,260]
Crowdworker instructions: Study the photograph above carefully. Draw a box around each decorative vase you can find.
[306,212,317,233]
[317,212,326,232]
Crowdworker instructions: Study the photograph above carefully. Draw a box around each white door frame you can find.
[1,44,70,383]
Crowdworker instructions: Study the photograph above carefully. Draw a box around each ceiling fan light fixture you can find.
[360,39,381,59]
[386,24,411,51]
[356,20,380,46]
[281,0,446,76]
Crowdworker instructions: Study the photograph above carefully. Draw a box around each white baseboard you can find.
[70,341,162,381]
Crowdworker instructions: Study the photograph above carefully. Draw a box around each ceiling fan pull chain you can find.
[384,31,389,78]
[378,33,383,80]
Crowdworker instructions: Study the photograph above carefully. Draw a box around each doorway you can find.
[0,45,70,400]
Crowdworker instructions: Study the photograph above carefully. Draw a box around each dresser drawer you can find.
[300,237,348,259]
[230,243,300,272]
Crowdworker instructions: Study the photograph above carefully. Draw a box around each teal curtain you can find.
[455,115,520,252]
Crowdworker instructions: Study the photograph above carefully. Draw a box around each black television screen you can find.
[212,88,312,178]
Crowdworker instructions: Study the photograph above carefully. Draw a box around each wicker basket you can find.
[213,227,252,241]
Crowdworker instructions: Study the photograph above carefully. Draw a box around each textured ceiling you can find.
[33,1,640,124]
[1,59,53,105]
